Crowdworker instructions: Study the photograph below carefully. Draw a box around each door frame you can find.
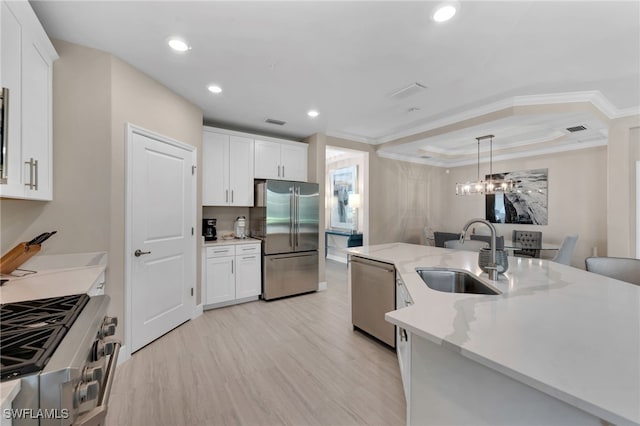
[124,123,197,359]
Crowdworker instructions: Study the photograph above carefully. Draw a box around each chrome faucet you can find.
[460,218,499,281]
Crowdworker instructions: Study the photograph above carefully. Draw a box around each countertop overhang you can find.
[348,243,640,426]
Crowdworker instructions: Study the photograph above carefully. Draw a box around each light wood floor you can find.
[106,260,406,426]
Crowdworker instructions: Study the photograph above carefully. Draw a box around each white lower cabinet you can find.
[204,243,261,308]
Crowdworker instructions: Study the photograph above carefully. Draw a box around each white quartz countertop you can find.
[202,238,261,247]
[0,252,107,304]
[348,243,640,426]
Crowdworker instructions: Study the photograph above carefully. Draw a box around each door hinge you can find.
[191,288,194,296]
[192,165,196,175]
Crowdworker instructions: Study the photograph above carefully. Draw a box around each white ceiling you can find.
[30,0,640,167]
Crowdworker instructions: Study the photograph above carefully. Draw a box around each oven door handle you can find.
[75,341,121,426]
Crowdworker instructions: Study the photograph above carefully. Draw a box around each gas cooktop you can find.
[0,293,89,381]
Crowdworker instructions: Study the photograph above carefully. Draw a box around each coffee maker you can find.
[202,218,217,241]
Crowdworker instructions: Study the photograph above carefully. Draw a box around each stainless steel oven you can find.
[1,294,120,426]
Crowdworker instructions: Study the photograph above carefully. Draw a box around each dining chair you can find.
[550,235,579,265]
[470,234,505,250]
[444,240,489,252]
[434,232,461,248]
[512,230,542,258]
[585,257,640,285]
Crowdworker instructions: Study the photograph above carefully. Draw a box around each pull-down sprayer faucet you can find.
[460,218,499,281]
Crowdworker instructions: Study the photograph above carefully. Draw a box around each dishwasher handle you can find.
[350,256,395,273]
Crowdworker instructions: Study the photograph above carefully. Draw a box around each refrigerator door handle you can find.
[289,186,295,249]
[298,185,302,248]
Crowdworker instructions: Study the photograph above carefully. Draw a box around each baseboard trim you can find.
[192,303,203,319]
[117,345,131,365]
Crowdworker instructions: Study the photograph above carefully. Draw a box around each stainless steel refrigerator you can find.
[250,180,319,300]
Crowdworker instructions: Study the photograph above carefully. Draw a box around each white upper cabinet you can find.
[254,139,307,182]
[202,128,254,206]
[0,0,58,200]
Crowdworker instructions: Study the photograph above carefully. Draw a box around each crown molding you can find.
[324,130,373,144]
[373,91,637,145]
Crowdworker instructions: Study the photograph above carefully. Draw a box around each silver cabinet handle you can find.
[400,328,408,342]
[1,87,9,184]
[282,165,285,178]
[24,158,38,190]
[277,165,281,177]
[134,249,151,257]
[231,190,234,203]
[231,259,234,274]
[226,189,229,202]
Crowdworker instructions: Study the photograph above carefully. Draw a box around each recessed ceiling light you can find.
[168,38,191,52]
[307,110,319,118]
[432,3,458,22]
[207,85,222,94]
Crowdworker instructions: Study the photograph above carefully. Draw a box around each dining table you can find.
[503,239,560,258]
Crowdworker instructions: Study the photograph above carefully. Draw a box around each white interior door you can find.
[128,125,196,353]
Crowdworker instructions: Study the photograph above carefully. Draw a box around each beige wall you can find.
[0,40,203,345]
[431,146,608,268]
[606,116,640,257]
[305,133,326,283]
[109,54,203,337]
[324,135,435,246]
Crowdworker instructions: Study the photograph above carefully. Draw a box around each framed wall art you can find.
[329,165,357,230]
[486,168,548,225]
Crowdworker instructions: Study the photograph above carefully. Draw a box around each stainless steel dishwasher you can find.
[350,255,396,348]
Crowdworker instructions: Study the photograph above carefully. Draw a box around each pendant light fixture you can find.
[455,134,515,195]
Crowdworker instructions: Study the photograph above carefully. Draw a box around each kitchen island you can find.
[348,243,639,426]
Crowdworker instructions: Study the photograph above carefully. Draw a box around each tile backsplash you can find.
[202,206,251,237]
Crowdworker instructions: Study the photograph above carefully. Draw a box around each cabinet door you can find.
[0,2,25,198]
[21,35,52,200]
[235,251,261,298]
[254,139,281,179]
[280,142,307,182]
[228,135,254,206]
[202,132,230,205]
[205,256,235,304]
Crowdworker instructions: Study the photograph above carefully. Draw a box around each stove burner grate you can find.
[0,294,90,381]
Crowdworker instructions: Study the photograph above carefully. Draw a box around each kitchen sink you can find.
[416,268,500,295]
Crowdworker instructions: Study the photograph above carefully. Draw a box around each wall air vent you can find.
[566,125,587,132]
[265,118,286,126]
[388,82,427,100]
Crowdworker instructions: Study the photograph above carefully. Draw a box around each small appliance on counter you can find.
[234,216,247,239]
[203,218,217,241]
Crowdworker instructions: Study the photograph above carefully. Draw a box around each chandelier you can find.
[455,134,515,195]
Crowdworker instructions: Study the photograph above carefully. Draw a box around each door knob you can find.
[134,249,151,257]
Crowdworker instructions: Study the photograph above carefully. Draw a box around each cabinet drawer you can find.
[236,244,260,255]
[206,245,235,258]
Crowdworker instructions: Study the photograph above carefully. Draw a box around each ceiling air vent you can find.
[265,118,286,126]
[388,82,427,100]
[566,125,587,133]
